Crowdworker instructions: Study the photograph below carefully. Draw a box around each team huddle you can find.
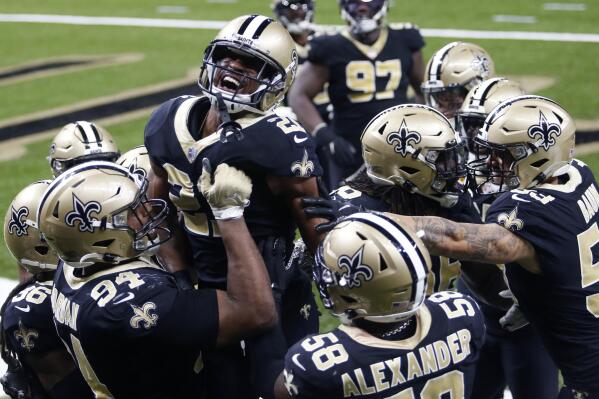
[2,0,598,398]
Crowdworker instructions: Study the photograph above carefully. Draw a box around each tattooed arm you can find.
[389,214,541,274]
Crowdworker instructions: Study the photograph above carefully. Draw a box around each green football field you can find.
[1,1,598,337]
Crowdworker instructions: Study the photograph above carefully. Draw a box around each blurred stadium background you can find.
[0,3,598,388]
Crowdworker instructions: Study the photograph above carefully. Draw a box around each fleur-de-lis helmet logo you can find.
[127,159,147,179]
[471,55,491,77]
[497,206,524,231]
[65,194,101,233]
[337,245,374,288]
[386,119,421,156]
[291,149,315,177]
[8,206,29,236]
[527,111,561,151]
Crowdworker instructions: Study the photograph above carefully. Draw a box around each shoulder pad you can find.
[389,22,420,30]
[311,24,343,38]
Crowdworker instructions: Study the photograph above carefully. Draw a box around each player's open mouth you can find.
[218,74,242,92]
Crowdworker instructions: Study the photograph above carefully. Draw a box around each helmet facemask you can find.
[468,138,533,194]
[198,42,288,114]
[340,0,388,36]
[273,0,314,35]
[456,113,486,153]
[423,85,469,120]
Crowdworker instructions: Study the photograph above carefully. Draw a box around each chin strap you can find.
[215,92,244,143]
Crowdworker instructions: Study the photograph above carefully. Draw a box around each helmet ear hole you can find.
[356,231,367,241]
[52,202,60,219]
[530,159,548,168]
[379,254,388,271]
[34,246,49,255]
[400,166,419,175]
[93,239,115,248]
[341,295,357,304]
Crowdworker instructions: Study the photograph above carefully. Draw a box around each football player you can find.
[392,96,599,399]
[455,79,558,399]
[422,42,495,121]
[274,212,485,398]
[288,0,425,190]
[10,121,121,284]
[302,104,510,307]
[1,181,92,398]
[47,120,120,177]
[39,160,276,398]
[272,0,331,123]
[144,14,323,398]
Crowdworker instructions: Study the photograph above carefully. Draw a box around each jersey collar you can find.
[338,303,432,350]
[341,27,389,60]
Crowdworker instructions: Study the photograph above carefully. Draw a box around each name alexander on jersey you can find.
[338,328,472,397]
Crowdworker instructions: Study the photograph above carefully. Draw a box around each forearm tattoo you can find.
[409,216,530,264]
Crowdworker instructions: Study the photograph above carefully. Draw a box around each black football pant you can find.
[470,325,558,399]
[203,236,319,399]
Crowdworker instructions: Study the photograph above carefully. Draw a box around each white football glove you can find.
[200,159,252,220]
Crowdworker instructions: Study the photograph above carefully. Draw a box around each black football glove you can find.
[313,124,356,166]
[302,197,363,233]
[1,359,30,399]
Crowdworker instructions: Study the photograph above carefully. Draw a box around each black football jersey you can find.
[331,185,479,294]
[145,95,322,285]
[52,258,219,398]
[283,292,484,398]
[308,25,424,149]
[4,281,61,357]
[3,279,93,398]
[486,159,599,392]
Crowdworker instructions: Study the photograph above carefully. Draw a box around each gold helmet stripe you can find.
[349,212,428,306]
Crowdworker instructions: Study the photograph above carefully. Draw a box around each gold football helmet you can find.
[38,161,170,267]
[198,14,299,114]
[48,121,120,177]
[361,104,467,206]
[116,145,151,180]
[422,42,495,118]
[457,78,526,152]
[314,212,431,323]
[469,95,575,193]
[4,180,58,273]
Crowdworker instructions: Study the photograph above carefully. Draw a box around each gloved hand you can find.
[312,124,356,166]
[302,197,362,232]
[1,359,30,399]
[200,159,252,220]
[498,289,529,332]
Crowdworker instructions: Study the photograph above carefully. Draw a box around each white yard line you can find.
[1,14,599,43]
[544,2,587,11]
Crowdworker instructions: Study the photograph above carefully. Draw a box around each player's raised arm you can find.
[200,160,277,346]
[391,214,538,272]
